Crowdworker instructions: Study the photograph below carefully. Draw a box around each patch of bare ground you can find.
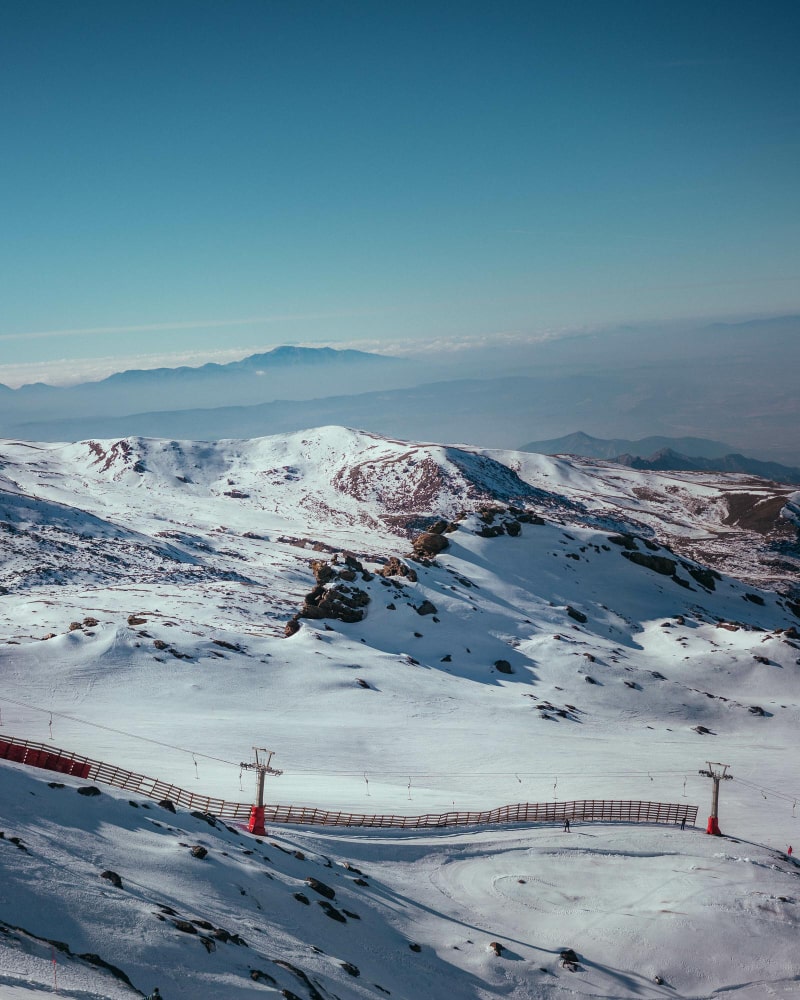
[333,454,459,512]
[631,487,666,504]
[722,490,796,535]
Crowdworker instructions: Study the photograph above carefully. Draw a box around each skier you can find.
[680,816,686,831]
[147,989,163,1000]
[788,845,793,857]
[564,818,570,833]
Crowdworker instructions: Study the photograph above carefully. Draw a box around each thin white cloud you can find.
[0,309,381,343]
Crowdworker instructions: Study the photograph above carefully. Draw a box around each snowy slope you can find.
[1,426,799,998]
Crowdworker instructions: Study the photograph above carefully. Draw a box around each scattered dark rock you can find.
[622,551,676,576]
[494,659,513,674]
[293,892,310,905]
[516,512,544,524]
[127,615,147,625]
[305,877,335,900]
[190,845,208,859]
[584,676,597,684]
[341,961,361,976]
[77,786,101,797]
[100,870,123,888]
[560,948,580,968]
[688,566,718,590]
[744,592,766,606]
[608,534,637,550]
[284,617,301,638]
[566,606,587,623]
[158,799,176,813]
[250,969,278,986]
[749,705,767,716]
[190,811,218,827]
[77,953,136,990]
[342,909,360,919]
[409,943,422,952]
[317,900,346,922]
[355,678,370,689]
[172,919,198,934]
[505,520,521,536]
[416,600,438,616]
[440,654,452,662]
[47,782,65,789]
[489,941,504,956]
[693,725,714,735]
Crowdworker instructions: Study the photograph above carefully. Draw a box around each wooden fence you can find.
[0,735,698,829]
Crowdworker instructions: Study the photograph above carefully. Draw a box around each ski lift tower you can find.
[241,748,282,836]
[698,761,733,835]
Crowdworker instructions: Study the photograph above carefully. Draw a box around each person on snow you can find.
[147,989,163,1000]
[563,818,570,832]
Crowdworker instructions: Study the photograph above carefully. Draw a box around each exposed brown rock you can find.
[412,532,449,558]
[379,557,418,582]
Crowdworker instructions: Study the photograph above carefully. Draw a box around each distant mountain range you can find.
[0,345,414,430]
[2,329,799,466]
[3,346,396,394]
[520,432,800,485]
[616,448,800,485]
[519,431,736,460]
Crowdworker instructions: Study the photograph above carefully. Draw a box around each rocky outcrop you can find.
[411,532,449,559]
[295,557,373,624]
[378,557,417,582]
[300,582,370,624]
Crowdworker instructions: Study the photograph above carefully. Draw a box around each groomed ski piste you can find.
[1,427,799,998]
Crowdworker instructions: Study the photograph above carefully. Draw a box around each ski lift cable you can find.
[0,695,240,767]
[733,776,799,804]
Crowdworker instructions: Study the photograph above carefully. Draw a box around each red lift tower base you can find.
[248,805,266,837]
[706,815,722,836]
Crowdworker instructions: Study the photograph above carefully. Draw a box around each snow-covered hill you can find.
[1,426,799,998]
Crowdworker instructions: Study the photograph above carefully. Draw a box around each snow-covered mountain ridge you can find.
[1,426,799,998]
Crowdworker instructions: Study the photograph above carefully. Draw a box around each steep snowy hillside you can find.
[2,762,800,1000]
[1,426,799,998]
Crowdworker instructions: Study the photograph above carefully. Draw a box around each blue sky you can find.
[1,0,799,382]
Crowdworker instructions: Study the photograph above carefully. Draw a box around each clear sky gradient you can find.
[2,0,799,379]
